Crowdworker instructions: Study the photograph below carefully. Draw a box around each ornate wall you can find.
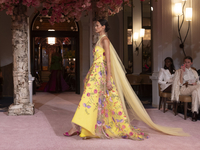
[151,0,196,107]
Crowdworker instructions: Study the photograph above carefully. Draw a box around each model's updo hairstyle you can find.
[184,56,193,62]
[98,19,110,32]
[164,57,175,74]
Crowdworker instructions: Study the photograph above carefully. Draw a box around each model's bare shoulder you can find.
[101,36,110,46]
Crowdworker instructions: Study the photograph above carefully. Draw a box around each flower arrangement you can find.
[0,0,136,24]
[0,0,157,24]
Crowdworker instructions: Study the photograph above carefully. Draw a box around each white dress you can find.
[180,68,200,113]
[171,68,200,113]
[158,68,174,91]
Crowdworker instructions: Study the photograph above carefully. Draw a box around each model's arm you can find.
[158,69,167,84]
[180,69,184,85]
[196,71,200,85]
[102,37,112,90]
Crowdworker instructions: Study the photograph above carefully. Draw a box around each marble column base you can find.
[8,103,34,116]
[150,72,159,108]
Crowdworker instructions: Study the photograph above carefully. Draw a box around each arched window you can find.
[32,15,78,31]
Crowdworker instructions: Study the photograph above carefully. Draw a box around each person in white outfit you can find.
[171,56,200,121]
[158,57,175,93]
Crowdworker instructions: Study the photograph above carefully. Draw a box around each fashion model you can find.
[64,19,188,140]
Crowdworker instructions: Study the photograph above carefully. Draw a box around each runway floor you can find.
[0,92,199,150]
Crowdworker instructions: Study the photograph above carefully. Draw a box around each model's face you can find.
[95,21,105,33]
[165,59,172,68]
[184,59,192,68]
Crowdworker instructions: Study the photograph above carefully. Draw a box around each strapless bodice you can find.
[93,46,106,63]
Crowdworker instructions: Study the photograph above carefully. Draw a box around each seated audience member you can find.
[197,69,200,80]
[158,57,175,93]
[171,56,200,121]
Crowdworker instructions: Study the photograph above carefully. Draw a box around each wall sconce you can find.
[175,1,192,57]
[133,29,145,55]
[186,8,192,21]
[175,3,182,16]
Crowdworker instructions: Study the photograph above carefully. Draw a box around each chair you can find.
[191,67,197,71]
[158,84,174,113]
[126,74,142,95]
[140,75,152,97]
[175,95,192,120]
[0,77,3,97]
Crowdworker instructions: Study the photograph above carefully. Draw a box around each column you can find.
[150,0,163,107]
[8,4,34,115]
[150,0,173,107]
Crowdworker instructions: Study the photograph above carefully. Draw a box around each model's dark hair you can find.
[164,57,175,74]
[98,19,110,32]
[184,56,193,62]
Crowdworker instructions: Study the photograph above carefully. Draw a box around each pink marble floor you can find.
[0,92,200,150]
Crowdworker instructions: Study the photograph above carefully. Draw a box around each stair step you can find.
[41,71,51,82]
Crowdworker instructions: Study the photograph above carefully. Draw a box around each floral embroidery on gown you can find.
[72,36,149,140]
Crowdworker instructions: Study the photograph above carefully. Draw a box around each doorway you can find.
[31,15,80,94]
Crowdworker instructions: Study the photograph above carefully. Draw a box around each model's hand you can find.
[107,81,113,91]
[166,81,172,84]
[181,64,185,72]
[193,82,197,85]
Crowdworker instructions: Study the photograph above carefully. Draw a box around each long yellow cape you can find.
[109,41,189,136]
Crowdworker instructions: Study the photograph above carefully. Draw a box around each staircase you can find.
[41,71,51,82]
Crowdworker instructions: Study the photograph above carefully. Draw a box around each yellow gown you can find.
[72,38,148,140]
